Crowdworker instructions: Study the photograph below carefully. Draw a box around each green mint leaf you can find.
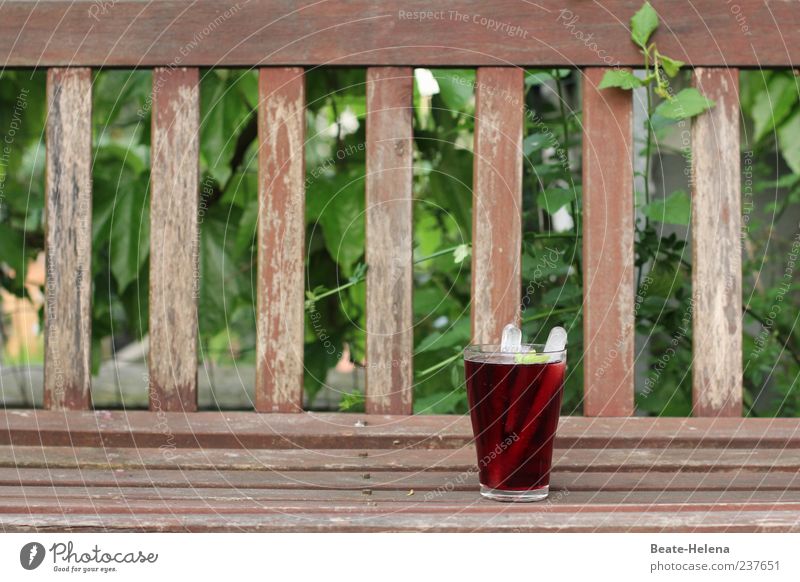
[659,54,685,77]
[598,69,643,90]
[536,187,579,215]
[630,1,659,48]
[655,88,715,120]
[515,353,550,364]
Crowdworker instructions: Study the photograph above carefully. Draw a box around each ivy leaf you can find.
[655,88,715,120]
[630,1,659,49]
[642,190,691,225]
[598,69,643,90]
[659,54,685,78]
[536,187,578,215]
[777,112,800,174]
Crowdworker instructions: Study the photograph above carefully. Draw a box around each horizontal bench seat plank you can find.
[4,446,800,473]
[3,467,800,492]
[1,411,799,449]
[3,509,799,533]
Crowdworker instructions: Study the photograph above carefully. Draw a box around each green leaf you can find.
[777,112,800,174]
[750,72,798,142]
[417,318,471,353]
[523,133,549,156]
[658,54,684,77]
[536,187,578,215]
[630,1,659,48]
[431,70,475,112]
[598,69,643,91]
[642,190,691,225]
[309,171,365,276]
[524,69,571,88]
[0,223,26,281]
[199,213,242,335]
[655,88,715,120]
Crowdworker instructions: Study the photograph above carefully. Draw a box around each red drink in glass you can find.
[464,344,566,501]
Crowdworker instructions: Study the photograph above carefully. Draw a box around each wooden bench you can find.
[1,0,799,532]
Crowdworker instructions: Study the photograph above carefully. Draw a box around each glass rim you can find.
[464,344,567,355]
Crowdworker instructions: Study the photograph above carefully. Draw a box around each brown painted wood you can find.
[365,67,414,414]
[44,68,93,411]
[5,445,800,473]
[2,411,800,449]
[4,509,800,533]
[255,67,306,413]
[581,68,635,417]
[691,68,743,417]
[4,467,800,493]
[1,2,798,68]
[149,67,200,412]
[471,67,524,343]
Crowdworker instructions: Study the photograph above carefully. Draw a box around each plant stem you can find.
[555,74,583,284]
[306,244,468,307]
[522,305,581,324]
[417,350,463,377]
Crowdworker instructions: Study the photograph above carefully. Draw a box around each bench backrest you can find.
[3,0,794,417]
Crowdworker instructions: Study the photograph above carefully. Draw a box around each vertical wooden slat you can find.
[471,67,524,345]
[44,68,93,410]
[582,68,635,417]
[692,68,742,417]
[149,67,199,412]
[365,67,414,415]
[255,68,306,413]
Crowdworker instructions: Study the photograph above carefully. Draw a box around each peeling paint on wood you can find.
[44,68,93,411]
[471,68,523,344]
[256,68,306,413]
[582,68,635,417]
[365,67,414,415]
[692,68,742,417]
[149,67,200,412]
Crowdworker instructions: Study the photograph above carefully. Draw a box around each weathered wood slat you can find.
[5,446,800,473]
[581,68,635,417]
[149,67,200,412]
[256,67,306,413]
[4,467,800,492]
[365,67,414,414]
[471,67,524,343]
[2,411,799,449]
[3,486,798,507]
[44,68,93,411]
[3,508,800,533]
[691,68,742,417]
[1,1,797,67]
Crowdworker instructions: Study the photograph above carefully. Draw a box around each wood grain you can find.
[4,411,799,450]
[471,67,524,344]
[256,68,306,412]
[691,68,742,417]
[581,68,635,417]
[44,68,93,411]
[365,67,414,414]
[149,67,200,412]
[0,1,797,67]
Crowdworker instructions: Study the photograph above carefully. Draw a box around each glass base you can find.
[479,484,549,502]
